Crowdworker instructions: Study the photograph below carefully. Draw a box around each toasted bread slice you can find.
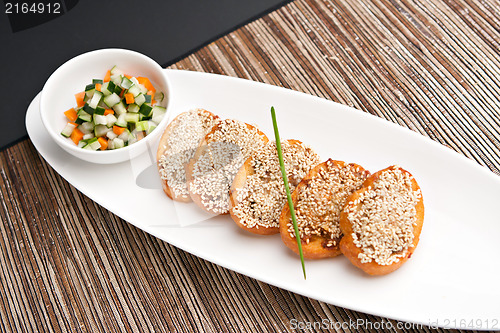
[186,119,269,215]
[339,165,424,275]
[279,159,370,258]
[157,109,219,202]
[230,140,320,235]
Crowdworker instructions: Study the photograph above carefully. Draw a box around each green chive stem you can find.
[270,106,306,280]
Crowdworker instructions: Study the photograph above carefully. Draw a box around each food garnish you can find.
[270,106,307,279]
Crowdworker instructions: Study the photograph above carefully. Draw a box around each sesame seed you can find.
[345,166,421,266]
[189,119,268,214]
[158,109,219,199]
[232,140,320,229]
[288,160,369,244]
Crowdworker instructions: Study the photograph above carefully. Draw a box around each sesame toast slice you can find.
[186,119,269,215]
[230,140,320,235]
[157,109,220,202]
[339,165,424,275]
[279,159,370,258]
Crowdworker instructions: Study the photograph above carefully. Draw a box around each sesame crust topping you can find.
[232,140,320,229]
[289,160,369,247]
[345,166,421,266]
[189,119,268,214]
[158,109,219,199]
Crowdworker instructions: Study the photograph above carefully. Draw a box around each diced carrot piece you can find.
[119,89,125,98]
[103,70,111,82]
[138,77,155,95]
[68,122,78,127]
[97,137,108,150]
[104,109,114,115]
[75,91,86,108]
[113,125,126,135]
[125,93,134,104]
[95,83,102,92]
[125,74,132,79]
[70,128,84,145]
[64,108,78,122]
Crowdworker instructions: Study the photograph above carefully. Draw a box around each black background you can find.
[0,0,288,149]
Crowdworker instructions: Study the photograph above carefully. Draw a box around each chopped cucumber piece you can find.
[113,85,123,95]
[111,74,122,86]
[92,79,103,84]
[144,94,152,104]
[106,81,116,92]
[77,110,92,122]
[88,90,103,109]
[115,114,127,127]
[112,138,124,149]
[134,93,146,106]
[94,106,105,115]
[130,77,139,86]
[127,103,140,113]
[152,106,166,117]
[60,123,76,137]
[105,114,117,127]
[93,114,108,126]
[120,77,134,89]
[106,131,117,140]
[112,101,127,115]
[139,104,153,116]
[94,124,109,137]
[85,84,95,92]
[135,120,149,132]
[125,113,140,124]
[83,137,101,150]
[127,85,141,97]
[78,122,94,134]
[100,82,110,96]
[139,113,151,121]
[83,133,95,140]
[103,93,121,107]
[83,103,95,115]
[118,129,130,142]
[110,65,123,76]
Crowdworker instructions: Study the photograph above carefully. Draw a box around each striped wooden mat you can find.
[1,0,499,331]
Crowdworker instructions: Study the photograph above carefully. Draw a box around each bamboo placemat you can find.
[1,0,499,331]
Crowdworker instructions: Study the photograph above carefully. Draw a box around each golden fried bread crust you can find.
[339,166,424,275]
[186,120,269,215]
[280,160,370,259]
[156,109,219,202]
[230,156,273,234]
[229,139,320,235]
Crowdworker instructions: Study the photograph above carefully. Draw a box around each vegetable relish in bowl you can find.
[61,66,166,151]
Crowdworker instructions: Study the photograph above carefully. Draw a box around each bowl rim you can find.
[40,48,170,159]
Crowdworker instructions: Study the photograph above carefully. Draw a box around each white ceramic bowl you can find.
[40,48,170,164]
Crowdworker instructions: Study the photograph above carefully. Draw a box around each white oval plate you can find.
[26,69,500,330]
